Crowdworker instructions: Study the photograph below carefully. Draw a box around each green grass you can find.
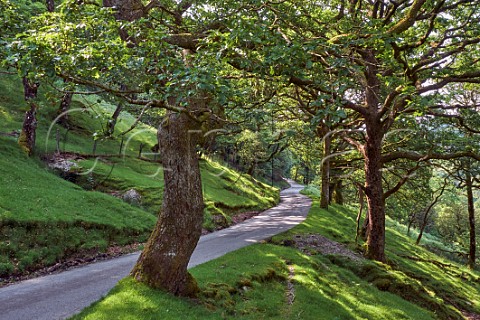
[75,156,278,220]
[299,185,321,198]
[0,135,157,275]
[74,207,462,319]
[72,201,480,319]
[0,75,279,277]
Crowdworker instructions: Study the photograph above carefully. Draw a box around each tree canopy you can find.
[2,0,480,292]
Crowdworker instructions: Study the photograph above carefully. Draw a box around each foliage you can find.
[0,74,278,278]
[300,185,321,199]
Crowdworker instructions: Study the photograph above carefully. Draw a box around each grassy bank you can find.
[71,200,480,319]
[0,75,278,278]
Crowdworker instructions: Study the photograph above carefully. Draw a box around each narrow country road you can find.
[0,180,311,320]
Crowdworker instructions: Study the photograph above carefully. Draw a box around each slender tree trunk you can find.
[361,209,370,239]
[320,134,331,209]
[19,77,39,155]
[328,183,335,204]
[46,0,54,12]
[407,211,416,236]
[416,179,447,245]
[333,180,344,205]
[355,183,365,243]
[466,173,476,269]
[415,212,429,245]
[363,124,386,262]
[131,111,204,297]
[107,103,123,136]
[58,90,73,126]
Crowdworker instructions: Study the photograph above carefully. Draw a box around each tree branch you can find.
[387,0,428,34]
[382,150,480,164]
[383,163,422,200]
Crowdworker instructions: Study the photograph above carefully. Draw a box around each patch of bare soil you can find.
[285,234,363,261]
[463,311,480,320]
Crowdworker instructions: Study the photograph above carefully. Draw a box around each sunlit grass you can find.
[74,203,479,319]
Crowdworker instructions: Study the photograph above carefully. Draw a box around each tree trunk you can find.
[407,211,416,236]
[355,183,365,243]
[58,91,73,126]
[415,212,428,245]
[130,111,204,297]
[416,179,446,245]
[107,103,123,136]
[305,166,310,185]
[19,103,38,156]
[466,173,476,269]
[333,180,344,205]
[46,0,54,12]
[19,78,39,155]
[363,124,386,262]
[320,134,331,209]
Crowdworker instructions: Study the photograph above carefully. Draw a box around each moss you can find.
[184,272,201,298]
[372,277,392,291]
[17,131,31,155]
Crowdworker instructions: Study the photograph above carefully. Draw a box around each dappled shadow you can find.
[192,244,433,320]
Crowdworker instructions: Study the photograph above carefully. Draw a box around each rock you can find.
[212,214,228,227]
[122,189,142,205]
[48,159,78,172]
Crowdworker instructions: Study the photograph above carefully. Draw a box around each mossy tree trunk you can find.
[363,126,386,262]
[19,77,39,155]
[466,172,476,269]
[57,90,73,126]
[333,180,344,205]
[46,0,54,12]
[131,111,204,297]
[320,134,331,209]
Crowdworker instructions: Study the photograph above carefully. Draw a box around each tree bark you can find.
[355,183,365,243]
[407,211,416,236]
[19,77,39,155]
[19,103,38,156]
[130,111,204,297]
[416,178,447,245]
[57,91,73,126]
[363,122,386,262]
[107,103,123,136]
[415,211,429,245]
[466,172,476,269]
[333,180,344,205]
[320,134,331,209]
[304,166,310,185]
[46,0,54,12]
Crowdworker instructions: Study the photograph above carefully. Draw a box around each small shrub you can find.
[300,185,321,198]
[0,262,14,277]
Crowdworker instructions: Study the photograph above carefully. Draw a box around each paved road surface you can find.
[0,180,311,320]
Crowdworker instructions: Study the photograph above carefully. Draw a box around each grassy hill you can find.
[72,198,480,320]
[0,75,279,279]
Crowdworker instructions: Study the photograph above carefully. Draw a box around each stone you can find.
[122,188,142,205]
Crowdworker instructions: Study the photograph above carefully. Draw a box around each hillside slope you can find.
[0,75,278,280]
[73,201,480,320]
